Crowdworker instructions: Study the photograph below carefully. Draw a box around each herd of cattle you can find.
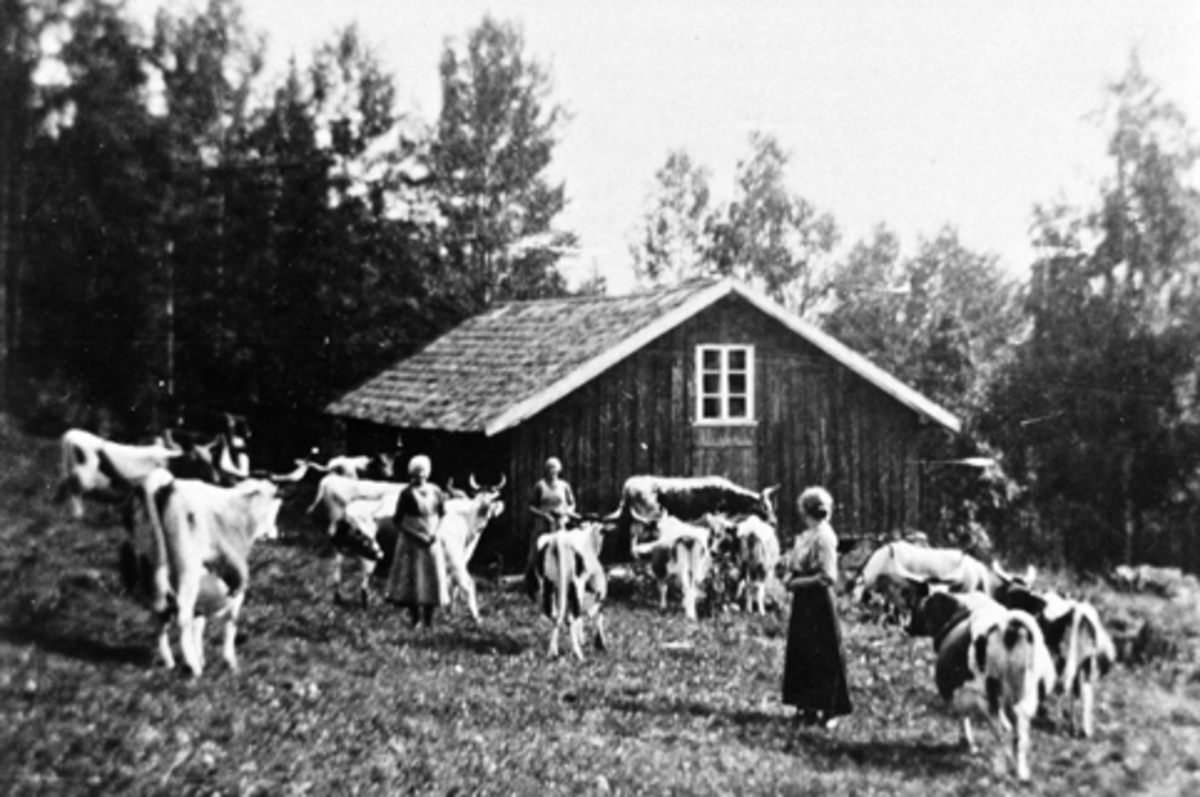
[56,422,1128,782]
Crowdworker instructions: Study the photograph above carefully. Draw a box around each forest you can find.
[3,0,1200,573]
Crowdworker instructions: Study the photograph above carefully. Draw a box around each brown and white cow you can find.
[136,469,282,677]
[610,475,778,557]
[632,510,712,620]
[993,583,1117,738]
[58,429,182,520]
[908,590,1057,782]
[729,514,781,614]
[532,521,608,661]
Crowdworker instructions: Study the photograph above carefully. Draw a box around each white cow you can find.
[533,522,608,660]
[851,540,1034,625]
[632,510,711,621]
[138,469,282,676]
[909,590,1057,782]
[307,473,406,596]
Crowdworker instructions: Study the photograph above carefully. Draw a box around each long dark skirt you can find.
[782,581,852,718]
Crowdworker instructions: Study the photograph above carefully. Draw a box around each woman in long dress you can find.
[386,455,447,629]
[782,486,853,728]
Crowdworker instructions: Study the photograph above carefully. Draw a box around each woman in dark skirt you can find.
[782,486,852,728]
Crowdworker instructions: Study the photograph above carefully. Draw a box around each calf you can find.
[138,469,282,676]
[532,522,608,660]
[632,510,711,621]
[307,473,405,596]
[993,584,1116,738]
[58,429,181,520]
[909,590,1056,782]
[730,515,781,614]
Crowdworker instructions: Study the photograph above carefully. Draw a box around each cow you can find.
[331,476,506,612]
[532,521,608,660]
[992,583,1117,738]
[729,514,781,614]
[609,475,779,558]
[436,480,506,622]
[908,590,1057,782]
[307,473,406,539]
[304,452,397,482]
[57,429,182,520]
[135,469,282,676]
[631,510,712,620]
[850,540,1035,626]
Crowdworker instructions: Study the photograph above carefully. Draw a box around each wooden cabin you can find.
[325,278,961,571]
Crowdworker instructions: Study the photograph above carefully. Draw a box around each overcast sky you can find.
[131,0,1200,293]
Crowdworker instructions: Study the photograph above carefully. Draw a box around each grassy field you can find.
[3,421,1200,795]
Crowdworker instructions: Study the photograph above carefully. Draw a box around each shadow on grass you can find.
[0,622,151,667]
[400,624,531,657]
[608,696,969,776]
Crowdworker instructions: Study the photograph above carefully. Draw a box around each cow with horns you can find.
[608,475,779,559]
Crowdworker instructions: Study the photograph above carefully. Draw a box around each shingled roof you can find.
[326,278,961,436]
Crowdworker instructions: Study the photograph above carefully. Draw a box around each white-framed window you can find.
[695,344,755,423]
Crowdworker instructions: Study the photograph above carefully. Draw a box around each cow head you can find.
[236,480,282,541]
[990,560,1037,600]
[907,587,962,638]
[759,485,780,525]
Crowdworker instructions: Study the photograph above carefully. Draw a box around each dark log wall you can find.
[343,294,940,572]
[507,294,930,565]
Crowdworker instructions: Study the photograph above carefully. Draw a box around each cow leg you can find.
[569,616,586,661]
[155,616,176,670]
[220,594,245,673]
[175,579,202,677]
[592,612,607,652]
[657,581,668,611]
[192,615,207,673]
[1013,711,1032,782]
[329,551,345,602]
[358,559,375,610]
[960,716,977,753]
[1079,671,1095,738]
[682,582,697,621]
[547,620,561,659]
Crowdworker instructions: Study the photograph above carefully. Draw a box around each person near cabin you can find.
[781,485,853,729]
[386,455,447,629]
[524,457,577,596]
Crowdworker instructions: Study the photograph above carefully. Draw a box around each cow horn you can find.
[495,473,506,492]
[469,474,480,491]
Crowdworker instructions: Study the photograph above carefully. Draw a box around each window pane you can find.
[702,349,720,370]
[729,397,747,418]
[728,349,746,370]
[728,373,746,395]
[702,398,721,419]
[702,374,720,395]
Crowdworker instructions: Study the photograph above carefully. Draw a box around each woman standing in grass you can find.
[387,455,447,630]
[782,486,852,728]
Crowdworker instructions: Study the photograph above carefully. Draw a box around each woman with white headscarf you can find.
[386,454,447,629]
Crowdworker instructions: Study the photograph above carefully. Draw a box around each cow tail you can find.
[1001,618,1035,699]
[1063,604,1084,691]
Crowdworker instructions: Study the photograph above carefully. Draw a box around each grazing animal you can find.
[533,521,608,660]
[610,475,778,556]
[58,429,182,520]
[850,540,1034,625]
[632,510,712,620]
[138,469,282,676]
[307,474,407,537]
[993,584,1117,738]
[909,590,1056,782]
[333,476,506,612]
[305,453,396,482]
[436,482,506,622]
[730,514,781,614]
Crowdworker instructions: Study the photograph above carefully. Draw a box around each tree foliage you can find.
[431,15,573,308]
[981,55,1200,570]
[629,133,839,310]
